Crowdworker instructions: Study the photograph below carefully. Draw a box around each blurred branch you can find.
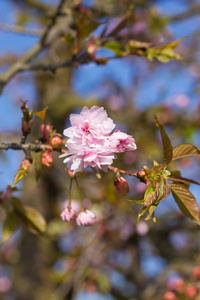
[170,4,200,22]
[12,0,55,16]
[0,0,72,94]
[0,23,42,36]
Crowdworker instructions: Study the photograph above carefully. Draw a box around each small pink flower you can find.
[109,130,137,152]
[60,207,77,222]
[76,209,96,227]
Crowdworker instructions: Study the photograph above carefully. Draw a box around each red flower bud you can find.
[41,124,51,141]
[20,159,31,175]
[186,285,197,299]
[193,266,200,280]
[163,291,177,300]
[114,176,130,196]
[137,169,147,183]
[50,136,62,149]
[41,151,53,167]
[67,169,76,178]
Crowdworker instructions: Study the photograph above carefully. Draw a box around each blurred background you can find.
[1,0,200,299]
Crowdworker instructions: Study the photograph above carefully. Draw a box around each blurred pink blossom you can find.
[0,277,12,293]
[76,209,96,227]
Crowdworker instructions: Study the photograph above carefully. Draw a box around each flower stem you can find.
[68,178,73,208]
[75,177,84,211]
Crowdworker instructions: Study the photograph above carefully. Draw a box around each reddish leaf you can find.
[154,115,173,166]
[170,183,200,225]
[172,143,200,160]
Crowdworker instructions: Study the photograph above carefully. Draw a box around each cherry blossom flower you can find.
[63,106,115,145]
[60,106,137,173]
[60,207,77,222]
[76,209,96,227]
[109,130,137,152]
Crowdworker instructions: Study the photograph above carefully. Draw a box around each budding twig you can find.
[108,165,137,177]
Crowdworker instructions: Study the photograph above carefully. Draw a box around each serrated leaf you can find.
[12,198,46,234]
[32,107,48,121]
[170,183,200,224]
[2,211,20,243]
[170,170,181,177]
[169,176,200,186]
[104,41,125,55]
[127,199,145,204]
[172,143,200,160]
[154,115,173,166]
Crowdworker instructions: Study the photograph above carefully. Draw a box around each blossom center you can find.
[81,121,90,133]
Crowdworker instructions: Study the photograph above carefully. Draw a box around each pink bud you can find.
[50,136,62,149]
[76,209,96,227]
[163,291,177,300]
[193,266,200,280]
[67,169,76,178]
[41,151,53,167]
[20,159,31,174]
[60,207,77,222]
[114,176,130,196]
[186,285,197,299]
[41,124,51,141]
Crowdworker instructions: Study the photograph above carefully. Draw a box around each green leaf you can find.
[76,17,100,41]
[104,41,125,55]
[172,143,200,160]
[170,183,200,225]
[12,198,46,234]
[154,115,173,166]
[33,152,42,181]
[2,211,20,243]
[127,199,145,204]
[32,107,48,121]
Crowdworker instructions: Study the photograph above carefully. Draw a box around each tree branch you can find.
[0,142,53,152]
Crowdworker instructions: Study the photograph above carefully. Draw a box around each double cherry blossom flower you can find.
[60,106,137,174]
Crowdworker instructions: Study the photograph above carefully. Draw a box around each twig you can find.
[0,142,53,152]
[108,165,137,177]
[0,23,42,36]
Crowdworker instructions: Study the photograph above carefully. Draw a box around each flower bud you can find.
[60,207,77,222]
[41,124,51,141]
[20,159,31,175]
[76,209,96,227]
[163,291,177,300]
[67,169,76,178]
[186,285,197,299]
[137,169,147,183]
[193,266,200,280]
[50,136,62,149]
[41,151,53,167]
[114,176,130,196]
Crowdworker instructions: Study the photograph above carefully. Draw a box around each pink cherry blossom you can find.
[60,106,137,173]
[60,207,77,222]
[63,106,115,145]
[76,209,96,227]
[109,130,137,152]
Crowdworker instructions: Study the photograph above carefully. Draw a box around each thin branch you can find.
[0,23,42,36]
[0,0,70,94]
[0,142,53,152]
[108,165,137,177]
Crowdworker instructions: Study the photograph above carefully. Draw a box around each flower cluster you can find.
[60,106,136,173]
[60,205,96,227]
